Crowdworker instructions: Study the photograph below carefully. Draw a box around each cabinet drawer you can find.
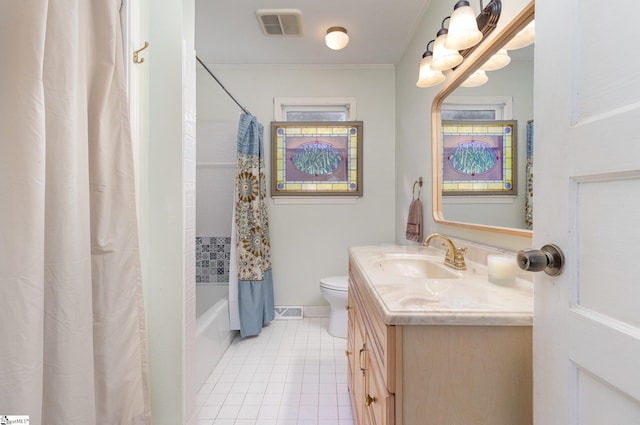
[349,271,396,393]
[365,346,395,425]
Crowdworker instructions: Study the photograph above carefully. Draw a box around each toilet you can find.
[320,275,349,338]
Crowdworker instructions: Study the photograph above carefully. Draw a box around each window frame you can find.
[273,97,357,121]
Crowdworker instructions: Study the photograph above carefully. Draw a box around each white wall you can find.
[196,119,236,236]
[395,0,534,251]
[197,64,396,307]
[141,0,197,424]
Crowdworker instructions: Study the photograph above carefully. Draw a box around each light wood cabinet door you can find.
[348,286,367,425]
[364,333,394,425]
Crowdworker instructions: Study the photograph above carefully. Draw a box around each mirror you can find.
[432,2,534,238]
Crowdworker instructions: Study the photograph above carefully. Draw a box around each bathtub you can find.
[196,284,237,390]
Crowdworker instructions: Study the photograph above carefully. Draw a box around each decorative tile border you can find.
[196,236,231,284]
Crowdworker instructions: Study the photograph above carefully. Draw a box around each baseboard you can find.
[303,305,330,318]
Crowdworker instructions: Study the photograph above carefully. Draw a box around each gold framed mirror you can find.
[431,1,534,238]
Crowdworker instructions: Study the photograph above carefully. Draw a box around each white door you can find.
[534,0,640,423]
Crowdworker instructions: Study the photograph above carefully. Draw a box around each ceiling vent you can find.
[256,9,303,36]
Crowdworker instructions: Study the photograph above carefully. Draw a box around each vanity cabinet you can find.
[347,257,533,425]
[347,268,395,425]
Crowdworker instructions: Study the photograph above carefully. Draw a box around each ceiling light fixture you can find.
[416,40,446,88]
[325,26,349,50]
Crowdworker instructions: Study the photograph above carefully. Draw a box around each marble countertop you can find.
[348,245,533,326]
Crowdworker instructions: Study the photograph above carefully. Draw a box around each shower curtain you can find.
[525,120,534,229]
[228,114,275,337]
[0,2,151,425]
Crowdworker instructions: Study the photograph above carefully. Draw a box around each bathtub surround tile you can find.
[196,236,231,283]
[196,318,353,425]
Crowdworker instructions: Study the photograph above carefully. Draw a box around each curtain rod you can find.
[196,56,252,116]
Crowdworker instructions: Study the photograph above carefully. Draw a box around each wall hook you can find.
[133,41,149,64]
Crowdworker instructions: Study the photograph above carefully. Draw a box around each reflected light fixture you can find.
[480,48,511,71]
[325,26,349,50]
[416,40,446,87]
[431,19,464,71]
[461,69,488,87]
[504,20,535,50]
[445,1,483,50]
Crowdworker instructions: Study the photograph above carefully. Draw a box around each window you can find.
[274,97,356,121]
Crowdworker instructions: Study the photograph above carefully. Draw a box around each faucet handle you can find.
[449,247,468,270]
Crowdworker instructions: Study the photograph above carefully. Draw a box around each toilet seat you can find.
[320,275,348,292]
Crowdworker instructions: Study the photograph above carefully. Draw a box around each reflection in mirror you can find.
[432,2,534,237]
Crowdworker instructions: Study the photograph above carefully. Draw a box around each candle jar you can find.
[487,255,516,285]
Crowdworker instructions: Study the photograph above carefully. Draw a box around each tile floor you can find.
[196,318,354,425]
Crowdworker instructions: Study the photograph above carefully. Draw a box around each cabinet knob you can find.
[346,305,351,311]
[365,394,377,407]
[345,350,351,356]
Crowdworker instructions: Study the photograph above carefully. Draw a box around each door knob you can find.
[516,244,564,276]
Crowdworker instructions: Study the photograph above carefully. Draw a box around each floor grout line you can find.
[196,318,354,425]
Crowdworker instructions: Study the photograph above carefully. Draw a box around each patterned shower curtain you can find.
[234,113,275,337]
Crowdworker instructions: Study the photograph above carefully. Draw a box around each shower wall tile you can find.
[196,236,232,283]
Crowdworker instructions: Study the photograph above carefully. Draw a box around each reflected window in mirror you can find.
[442,96,512,121]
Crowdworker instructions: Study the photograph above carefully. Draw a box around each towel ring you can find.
[413,177,423,200]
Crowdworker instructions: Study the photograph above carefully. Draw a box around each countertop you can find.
[348,245,533,326]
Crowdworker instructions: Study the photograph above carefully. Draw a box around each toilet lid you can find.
[320,275,349,291]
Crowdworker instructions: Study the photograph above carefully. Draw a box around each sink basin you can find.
[372,256,460,280]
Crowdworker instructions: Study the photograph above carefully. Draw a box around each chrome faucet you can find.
[423,233,468,270]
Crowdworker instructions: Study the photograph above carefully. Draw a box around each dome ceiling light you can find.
[325,26,350,50]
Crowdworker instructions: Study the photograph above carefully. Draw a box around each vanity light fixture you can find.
[325,26,349,50]
[416,40,446,87]
[431,18,464,71]
[416,0,502,88]
[460,69,489,87]
[504,20,535,50]
[445,1,483,50]
[480,48,511,71]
